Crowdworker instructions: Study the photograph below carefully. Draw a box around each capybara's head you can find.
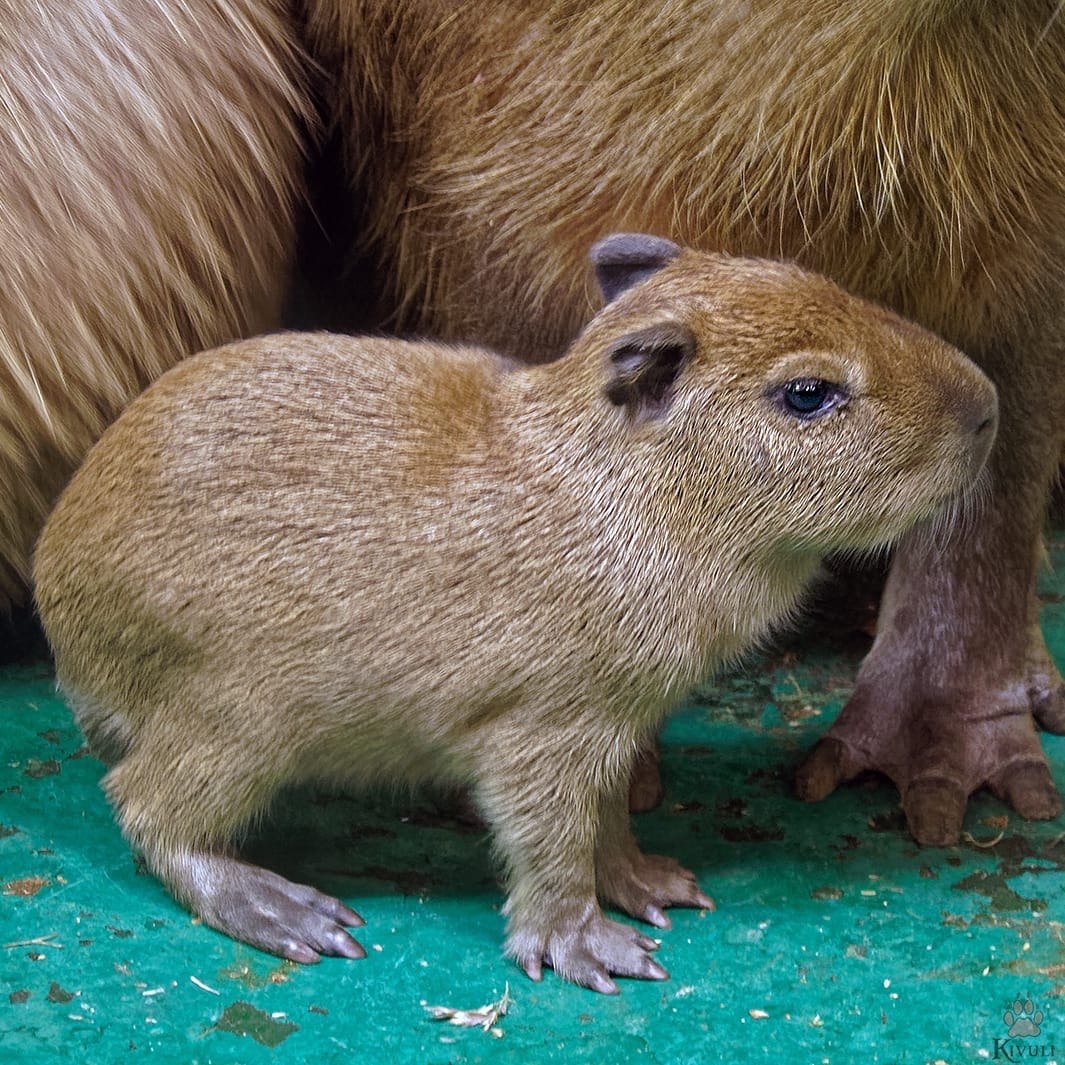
[572,233,997,556]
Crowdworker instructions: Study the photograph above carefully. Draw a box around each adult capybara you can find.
[34,235,996,991]
[302,0,1065,845]
[0,0,308,606]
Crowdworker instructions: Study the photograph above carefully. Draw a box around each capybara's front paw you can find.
[598,851,714,929]
[508,903,668,994]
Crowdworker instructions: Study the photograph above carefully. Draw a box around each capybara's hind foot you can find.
[165,852,366,963]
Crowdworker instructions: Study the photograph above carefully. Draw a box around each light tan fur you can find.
[34,242,996,990]
[0,0,309,603]
[304,0,1065,842]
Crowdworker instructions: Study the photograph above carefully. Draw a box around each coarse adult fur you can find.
[303,0,1065,843]
[34,236,996,991]
[0,0,309,604]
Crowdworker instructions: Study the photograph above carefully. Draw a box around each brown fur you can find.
[304,0,1065,842]
[33,240,995,990]
[0,0,309,603]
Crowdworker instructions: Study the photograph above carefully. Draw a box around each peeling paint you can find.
[22,758,60,778]
[952,870,1048,914]
[210,1001,298,1047]
[811,885,844,901]
[3,875,50,897]
[719,824,784,843]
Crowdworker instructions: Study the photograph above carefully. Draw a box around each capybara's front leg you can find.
[476,730,668,994]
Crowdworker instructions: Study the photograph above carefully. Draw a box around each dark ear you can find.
[603,322,696,420]
[590,233,682,304]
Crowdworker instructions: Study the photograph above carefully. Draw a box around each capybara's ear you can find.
[590,233,682,303]
[603,321,695,420]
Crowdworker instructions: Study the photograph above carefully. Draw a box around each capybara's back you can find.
[308,0,1065,358]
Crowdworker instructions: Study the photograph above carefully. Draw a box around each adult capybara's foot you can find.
[795,678,1063,847]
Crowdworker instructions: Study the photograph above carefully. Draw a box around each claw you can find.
[642,904,670,929]
[635,932,660,952]
[281,940,320,964]
[693,891,716,911]
[642,957,669,981]
[523,956,543,982]
[335,902,366,928]
[588,970,619,995]
[327,930,368,960]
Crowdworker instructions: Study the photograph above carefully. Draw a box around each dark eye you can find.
[778,377,846,419]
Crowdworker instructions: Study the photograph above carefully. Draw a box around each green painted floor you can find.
[4,538,1065,1063]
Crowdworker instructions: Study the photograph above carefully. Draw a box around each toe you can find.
[319,927,367,960]
[990,761,1064,821]
[327,899,365,928]
[1031,687,1065,734]
[302,887,365,927]
[693,890,716,911]
[794,738,863,802]
[634,931,660,952]
[902,778,967,847]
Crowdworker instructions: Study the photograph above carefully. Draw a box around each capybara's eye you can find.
[779,377,845,419]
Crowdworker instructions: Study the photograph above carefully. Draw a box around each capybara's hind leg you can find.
[154,850,366,963]
[104,742,365,963]
[796,395,1065,846]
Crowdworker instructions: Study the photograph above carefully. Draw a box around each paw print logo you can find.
[1003,998,1044,1038]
